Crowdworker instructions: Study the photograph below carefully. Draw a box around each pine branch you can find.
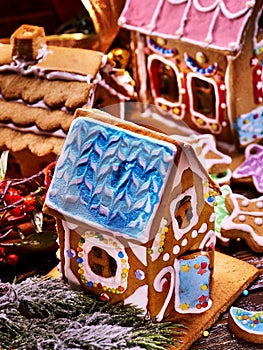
[0,277,186,349]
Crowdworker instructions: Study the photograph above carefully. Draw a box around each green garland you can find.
[0,277,186,349]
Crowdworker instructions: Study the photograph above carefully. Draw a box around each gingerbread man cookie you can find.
[232,144,263,193]
[220,191,263,253]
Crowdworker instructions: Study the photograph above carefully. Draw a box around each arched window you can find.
[191,77,216,119]
[150,59,179,102]
[88,246,117,278]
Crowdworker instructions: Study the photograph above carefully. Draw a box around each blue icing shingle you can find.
[47,117,176,240]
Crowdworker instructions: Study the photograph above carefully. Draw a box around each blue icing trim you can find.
[230,307,263,334]
[176,255,211,311]
[47,117,176,240]
[235,107,263,145]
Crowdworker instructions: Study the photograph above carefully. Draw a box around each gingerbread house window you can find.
[170,186,198,241]
[88,246,117,278]
[174,195,193,230]
[152,59,179,102]
[191,77,216,119]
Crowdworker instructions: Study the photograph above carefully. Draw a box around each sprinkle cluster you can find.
[204,181,218,206]
[235,309,263,329]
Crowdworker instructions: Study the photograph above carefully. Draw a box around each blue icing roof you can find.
[47,117,176,240]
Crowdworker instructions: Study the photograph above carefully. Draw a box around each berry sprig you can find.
[0,159,57,266]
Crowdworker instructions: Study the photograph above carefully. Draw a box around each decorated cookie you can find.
[172,134,232,185]
[232,144,263,193]
[229,306,263,344]
[214,185,231,246]
[220,191,263,253]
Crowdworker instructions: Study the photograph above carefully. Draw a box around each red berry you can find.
[7,254,19,266]
[10,206,22,216]
[5,189,21,204]
[24,195,36,208]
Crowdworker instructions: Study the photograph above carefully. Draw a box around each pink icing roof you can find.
[119,0,257,52]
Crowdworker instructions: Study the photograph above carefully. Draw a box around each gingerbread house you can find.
[0,25,135,177]
[44,107,219,321]
[118,0,263,149]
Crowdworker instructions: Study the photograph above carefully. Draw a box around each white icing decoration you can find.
[123,285,148,316]
[198,223,208,234]
[127,242,147,266]
[191,230,198,238]
[257,201,263,209]
[242,200,249,207]
[239,215,246,222]
[181,238,188,246]
[62,220,81,286]
[153,266,175,321]
[173,245,180,255]
[255,218,263,226]
[163,253,170,261]
[199,230,216,250]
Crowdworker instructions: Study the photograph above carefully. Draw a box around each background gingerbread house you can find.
[118,0,263,149]
[44,107,219,321]
[0,25,135,177]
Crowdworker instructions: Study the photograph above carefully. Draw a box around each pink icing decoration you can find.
[120,0,254,51]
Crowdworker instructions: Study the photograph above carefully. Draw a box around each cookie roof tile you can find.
[119,0,257,52]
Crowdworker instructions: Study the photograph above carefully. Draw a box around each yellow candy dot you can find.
[164,227,169,232]
[201,284,208,291]
[203,330,209,337]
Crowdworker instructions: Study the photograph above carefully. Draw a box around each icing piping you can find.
[62,220,81,286]
[153,266,175,321]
